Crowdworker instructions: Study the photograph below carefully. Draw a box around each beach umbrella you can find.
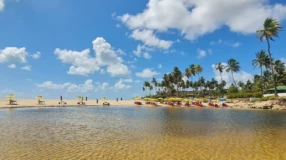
[5,94,15,100]
[35,96,43,100]
[133,97,141,100]
[77,96,83,101]
[102,97,107,102]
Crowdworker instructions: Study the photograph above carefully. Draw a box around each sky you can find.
[0,0,286,100]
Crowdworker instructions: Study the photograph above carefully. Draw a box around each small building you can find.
[264,86,286,97]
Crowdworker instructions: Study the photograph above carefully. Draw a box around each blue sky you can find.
[0,0,286,99]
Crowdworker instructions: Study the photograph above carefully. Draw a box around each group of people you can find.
[59,96,123,104]
[116,98,123,102]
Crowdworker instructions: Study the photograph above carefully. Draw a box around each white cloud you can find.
[207,49,212,55]
[197,49,206,59]
[122,78,133,83]
[212,63,253,87]
[130,64,136,69]
[107,63,130,78]
[37,79,95,93]
[143,52,152,59]
[96,82,109,91]
[54,48,99,76]
[100,69,105,75]
[232,42,240,48]
[55,37,130,77]
[280,57,286,63]
[116,49,126,56]
[8,64,16,69]
[31,52,41,59]
[120,0,286,40]
[130,29,172,49]
[158,64,162,69]
[135,80,141,83]
[0,0,4,11]
[133,44,155,58]
[210,39,223,45]
[0,47,29,63]
[136,68,159,78]
[114,79,131,90]
[21,65,31,71]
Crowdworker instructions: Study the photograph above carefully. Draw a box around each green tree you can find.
[226,59,240,88]
[215,62,225,83]
[257,18,282,96]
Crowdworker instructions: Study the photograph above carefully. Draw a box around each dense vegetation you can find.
[143,18,286,99]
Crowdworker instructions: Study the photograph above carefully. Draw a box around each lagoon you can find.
[0,107,286,160]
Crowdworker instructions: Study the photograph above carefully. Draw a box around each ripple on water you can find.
[0,107,285,160]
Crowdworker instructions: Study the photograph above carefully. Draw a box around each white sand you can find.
[0,99,144,109]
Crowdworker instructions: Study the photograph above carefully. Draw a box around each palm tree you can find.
[190,64,196,82]
[226,58,240,87]
[149,85,153,96]
[144,81,151,96]
[142,87,146,96]
[215,62,225,83]
[195,65,203,91]
[257,18,282,96]
[252,50,270,77]
[151,77,157,94]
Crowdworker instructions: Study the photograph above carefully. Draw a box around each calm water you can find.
[0,107,286,160]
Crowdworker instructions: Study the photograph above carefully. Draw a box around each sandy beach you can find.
[1,98,286,111]
[0,99,143,109]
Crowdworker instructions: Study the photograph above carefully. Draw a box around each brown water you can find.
[0,107,286,160]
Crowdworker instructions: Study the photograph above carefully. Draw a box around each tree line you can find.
[143,18,285,98]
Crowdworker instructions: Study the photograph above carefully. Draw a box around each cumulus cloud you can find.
[0,0,4,11]
[8,64,16,69]
[54,37,130,77]
[31,52,41,59]
[113,79,132,90]
[130,29,173,49]
[136,68,159,78]
[143,52,152,59]
[133,44,153,57]
[120,0,286,40]
[212,63,253,87]
[116,49,127,56]
[107,63,130,78]
[96,82,109,91]
[0,47,29,63]
[122,78,133,83]
[21,65,31,71]
[37,79,96,93]
[197,49,207,59]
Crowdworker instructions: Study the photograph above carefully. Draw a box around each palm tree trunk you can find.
[231,71,237,87]
[220,72,223,83]
[260,67,264,93]
[267,38,278,96]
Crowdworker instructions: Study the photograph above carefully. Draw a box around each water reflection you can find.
[0,107,285,160]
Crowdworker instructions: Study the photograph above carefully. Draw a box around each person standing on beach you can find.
[60,96,62,101]
[121,97,122,101]
[96,99,98,104]
[86,97,88,101]
[116,98,118,102]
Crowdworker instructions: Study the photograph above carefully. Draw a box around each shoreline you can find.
[0,99,286,111]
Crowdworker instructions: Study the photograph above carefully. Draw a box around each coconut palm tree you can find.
[144,81,151,96]
[190,64,196,82]
[226,58,240,87]
[252,50,270,77]
[215,62,225,83]
[195,65,203,91]
[142,87,146,96]
[257,18,282,96]
[151,77,158,94]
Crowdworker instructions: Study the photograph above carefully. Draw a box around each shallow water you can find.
[0,107,286,160]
